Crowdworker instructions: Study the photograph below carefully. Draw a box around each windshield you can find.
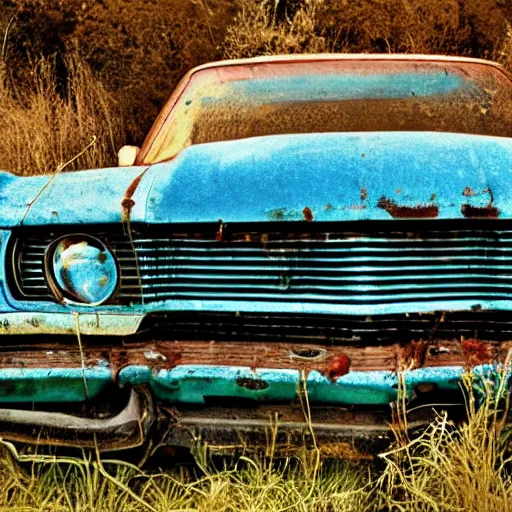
[142,59,512,164]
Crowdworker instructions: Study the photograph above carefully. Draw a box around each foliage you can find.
[0,54,123,175]
[1,0,512,154]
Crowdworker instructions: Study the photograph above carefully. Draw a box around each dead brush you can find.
[377,368,512,511]
[0,53,125,176]
[223,0,327,58]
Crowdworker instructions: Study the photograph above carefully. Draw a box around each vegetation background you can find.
[1,0,512,174]
[1,1,512,510]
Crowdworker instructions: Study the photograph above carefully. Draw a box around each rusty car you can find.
[2,54,512,455]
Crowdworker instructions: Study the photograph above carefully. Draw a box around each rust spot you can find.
[235,377,269,390]
[377,197,439,219]
[360,187,368,201]
[325,203,333,211]
[302,207,314,222]
[430,194,437,201]
[122,168,149,220]
[400,339,428,370]
[461,186,499,218]
[396,188,402,195]
[327,354,351,381]
[216,219,224,241]
[461,204,499,218]
[121,198,135,210]
[461,338,494,366]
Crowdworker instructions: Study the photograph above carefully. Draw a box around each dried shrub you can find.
[0,54,124,175]
[223,0,327,58]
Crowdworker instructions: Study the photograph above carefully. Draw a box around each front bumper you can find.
[0,335,505,452]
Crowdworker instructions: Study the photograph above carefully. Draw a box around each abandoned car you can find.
[2,54,512,454]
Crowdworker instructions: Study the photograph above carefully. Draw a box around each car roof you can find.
[188,53,506,75]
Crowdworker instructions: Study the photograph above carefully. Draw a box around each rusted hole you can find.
[236,377,269,390]
[302,207,314,222]
[327,354,351,381]
[290,348,325,360]
[377,197,439,218]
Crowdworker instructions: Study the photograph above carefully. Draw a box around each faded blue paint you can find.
[4,166,150,227]
[0,367,111,402]
[3,131,512,227]
[144,132,512,223]
[0,363,495,405]
[200,72,470,106]
[118,364,470,406]
[119,365,299,404]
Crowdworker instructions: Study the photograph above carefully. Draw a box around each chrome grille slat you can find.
[13,225,512,305]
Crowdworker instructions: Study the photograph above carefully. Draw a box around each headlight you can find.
[45,235,118,305]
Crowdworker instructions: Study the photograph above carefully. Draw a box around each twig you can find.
[21,135,97,225]
[1,17,14,59]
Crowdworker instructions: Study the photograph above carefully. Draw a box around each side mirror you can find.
[118,145,140,167]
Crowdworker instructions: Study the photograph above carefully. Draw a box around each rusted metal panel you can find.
[0,338,497,404]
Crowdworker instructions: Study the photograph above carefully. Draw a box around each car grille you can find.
[11,223,512,307]
[141,311,512,343]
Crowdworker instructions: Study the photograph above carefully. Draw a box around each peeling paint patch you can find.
[267,208,287,220]
[377,197,439,218]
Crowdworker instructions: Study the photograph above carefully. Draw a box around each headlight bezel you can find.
[44,233,119,306]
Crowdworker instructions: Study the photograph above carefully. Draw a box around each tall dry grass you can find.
[0,53,124,176]
[376,371,512,511]
[0,373,508,510]
[0,440,374,511]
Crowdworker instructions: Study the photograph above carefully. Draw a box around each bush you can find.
[1,0,512,170]
[0,54,124,175]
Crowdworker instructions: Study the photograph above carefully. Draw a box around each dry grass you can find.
[376,370,512,511]
[0,53,124,176]
[0,442,374,511]
[0,373,508,510]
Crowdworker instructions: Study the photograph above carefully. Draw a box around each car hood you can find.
[10,131,512,227]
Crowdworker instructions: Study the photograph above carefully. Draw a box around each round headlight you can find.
[45,235,118,305]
